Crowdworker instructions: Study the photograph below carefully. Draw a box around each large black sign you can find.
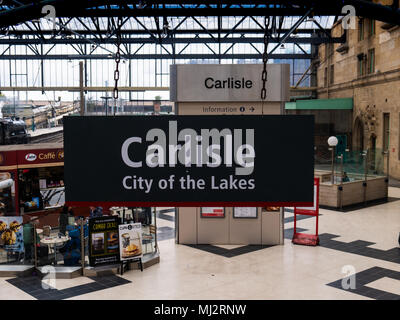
[64,115,314,207]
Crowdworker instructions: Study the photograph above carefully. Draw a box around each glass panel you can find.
[35,210,84,267]
[316,148,388,185]
[383,113,390,151]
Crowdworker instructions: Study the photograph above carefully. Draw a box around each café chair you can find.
[43,225,51,237]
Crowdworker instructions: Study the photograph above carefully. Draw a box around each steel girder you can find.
[0,36,345,45]
[0,1,399,28]
[0,53,312,60]
[0,14,331,61]
[0,28,329,36]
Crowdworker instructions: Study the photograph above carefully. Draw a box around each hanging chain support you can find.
[261,16,271,102]
[113,16,123,101]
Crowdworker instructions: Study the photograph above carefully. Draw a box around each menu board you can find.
[233,207,257,218]
[201,207,225,218]
[88,216,120,266]
[0,217,24,253]
[118,223,143,261]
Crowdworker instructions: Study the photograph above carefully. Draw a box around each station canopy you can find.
[0,1,398,99]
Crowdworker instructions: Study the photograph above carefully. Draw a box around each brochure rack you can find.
[292,178,320,246]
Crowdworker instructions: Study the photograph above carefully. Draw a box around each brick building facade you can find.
[316,0,400,178]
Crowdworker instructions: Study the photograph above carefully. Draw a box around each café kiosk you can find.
[170,64,290,245]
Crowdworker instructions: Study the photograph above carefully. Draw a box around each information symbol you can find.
[240,107,246,112]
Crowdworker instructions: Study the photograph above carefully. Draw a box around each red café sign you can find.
[0,148,63,168]
[18,149,64,165]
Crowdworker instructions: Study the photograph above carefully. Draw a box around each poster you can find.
[118,223,143,261]
[233,207,257,218]
[0,217,24,253]
[201,207,224,217]
[88,216,119,266]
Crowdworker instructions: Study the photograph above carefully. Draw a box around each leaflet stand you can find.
[120,257,143,275]
[120,209,144,275]
[292,178,320,246]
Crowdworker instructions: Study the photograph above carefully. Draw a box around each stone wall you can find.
[316,7,400,179]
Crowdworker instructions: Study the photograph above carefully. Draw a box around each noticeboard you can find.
[201,207,225,218]
[233,207,258,219]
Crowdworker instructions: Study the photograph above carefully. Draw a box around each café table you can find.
[40,235,70,265]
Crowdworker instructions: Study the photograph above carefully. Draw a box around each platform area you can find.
[0,197,400,300]
[28,126,63,137]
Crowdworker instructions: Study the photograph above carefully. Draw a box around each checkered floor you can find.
[1,196,400,300]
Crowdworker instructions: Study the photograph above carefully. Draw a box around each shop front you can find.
[0,146,159,276]
[0,143,65,220]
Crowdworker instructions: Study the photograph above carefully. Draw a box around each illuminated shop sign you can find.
[64,115,314,207]
[25,153,37,161]
[19,149,64,164]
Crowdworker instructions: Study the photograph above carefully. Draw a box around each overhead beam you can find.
[0,85,317,92]
[0,36,345,45]
[269,8,313,55]
[0,0,400,27]
[0,86,170,92]
[0,53,312,60]
[0,29,327,36]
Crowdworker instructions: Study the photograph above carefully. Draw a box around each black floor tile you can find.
[327,266,400,300]
[34,293,52,300]
[6,273,132,300]
[186,244,274,258]
[374,291,399,300]
[327,281,342,289]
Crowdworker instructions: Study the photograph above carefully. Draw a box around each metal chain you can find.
[113,16,123,100]
[261,16,271,101]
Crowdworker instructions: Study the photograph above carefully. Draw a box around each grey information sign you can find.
[170,64,290,102]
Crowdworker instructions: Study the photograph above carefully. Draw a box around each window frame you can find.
[369,19,375,36]
[368,48,375,74]
[358,58,365,77]
[329,64,334,85]
[358,18,364,41]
